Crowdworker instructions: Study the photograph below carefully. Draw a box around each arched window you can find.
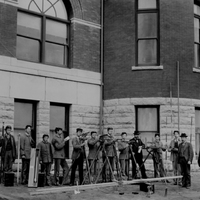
[17,0,70,67]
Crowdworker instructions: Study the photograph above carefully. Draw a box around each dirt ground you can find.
[1,171,200,200]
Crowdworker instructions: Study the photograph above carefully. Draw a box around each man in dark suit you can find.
[118,132,129,177]
[20,125,35,185]
[87,131,100,179]
[51,127,69,186]
[0,125,16,173]
[70,128,86,186]
[129,130,147,179]
[102,127,116,182]
[178,133,194,189]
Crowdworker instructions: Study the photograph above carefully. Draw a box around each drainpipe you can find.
[177,61,180,133]
[99,0,104,135]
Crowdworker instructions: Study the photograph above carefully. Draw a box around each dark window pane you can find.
[17,12,41,39]
[17,36,40,62]
[50,105,65,130]
[46,19,67,44]
[138,13,157,38]
[138,40,157,65]
[45,42,65,65]
[194,18,200,43]
[14,102,33,129]
[195,44,200,68]
[138,0,157,9]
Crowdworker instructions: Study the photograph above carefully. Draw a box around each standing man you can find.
[168,130,181,185]
[150,134,167,179]
[178,133,194,189]
[51,127,69,186]
[118,132,129,177]
[102,127,116,182]
[87,131,100,180]
[70,128,86,186]
[129,131,147,179]
[20,125,35,185]
[37,134,53,186]
[0,125,16,173]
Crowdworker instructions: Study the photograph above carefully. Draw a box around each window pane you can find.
[138,107,157,131]
[194,44,200,68]
[138,0,157,9]
[17,12,41,39]
[46,19,67,44]
[138,40,157,65]
[194,18,200,43]
[45,42,65,65]
[14,102,33,129]
[50,105,65,130]
[17,36,40,62]
[194,4,200,15]
[138,13,157,38]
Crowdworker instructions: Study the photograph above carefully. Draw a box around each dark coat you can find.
[178,142,194,163]
[103,135,115,157]
[87,137,99,160]
[37,141,53,163]
[20,133,35,159]
[51,134,66,159]
[0,134,16,160]
[118,140,129,160]
[71,136,84,160]
[129,137,145,156]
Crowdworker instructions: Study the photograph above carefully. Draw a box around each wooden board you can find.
[30,175,182,196]
[28,148,40,188]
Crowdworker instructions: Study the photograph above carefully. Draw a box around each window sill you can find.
[193,67,200,73]
[132,65,163,71]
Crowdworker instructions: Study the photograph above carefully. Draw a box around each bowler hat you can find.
[180,133,188,138]
[5,125,12,130]
[134,130,140,135]
[42,134,49,138]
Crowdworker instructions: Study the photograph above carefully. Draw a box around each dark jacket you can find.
[129,137,145,156]
[20,133,35,159]
[103,135,115,157]
[0,134,16,160]
[71,136,84,160]
[118,140,129,160]
[178,142,194,163]
[51,134,66,159]
[87,137,100,160]
[37,141,53,163]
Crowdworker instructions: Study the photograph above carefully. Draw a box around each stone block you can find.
[104,99,119,107]
[118,98,131,105]
[83,117,99,125]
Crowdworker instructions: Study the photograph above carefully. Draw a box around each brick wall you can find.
[104,0,200,100]
[0,3,17,57]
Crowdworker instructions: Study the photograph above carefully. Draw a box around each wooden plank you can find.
[30,175,182,196]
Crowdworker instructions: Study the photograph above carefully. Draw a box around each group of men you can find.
[0,125,195,189]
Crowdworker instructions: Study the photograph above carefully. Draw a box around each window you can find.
[136,0,159,66]
[17,0,70,67]
[136,106,159,157]
[195,108,200,158]
[14,100,37,146]
[194,3,200,68]
[50,103,70,158]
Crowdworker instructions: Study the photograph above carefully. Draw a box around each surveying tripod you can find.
[82,134,122,184]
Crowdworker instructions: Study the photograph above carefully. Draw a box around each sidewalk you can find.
[1,171,200,200]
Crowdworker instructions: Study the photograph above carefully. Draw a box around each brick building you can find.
[0,0,199,169]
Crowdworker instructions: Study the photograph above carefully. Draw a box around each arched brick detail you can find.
[69,0,83,19]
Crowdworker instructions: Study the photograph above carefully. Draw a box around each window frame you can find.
[135,0,160,66]
[50,103,70,158]
[17,7,70,68]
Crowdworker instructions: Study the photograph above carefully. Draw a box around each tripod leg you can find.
[113,145,122,180]
[95,157,107,184]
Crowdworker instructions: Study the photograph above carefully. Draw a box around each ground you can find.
[1,171,200,200]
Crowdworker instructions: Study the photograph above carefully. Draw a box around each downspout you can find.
[177,61,180,133]
[99,0,104,134]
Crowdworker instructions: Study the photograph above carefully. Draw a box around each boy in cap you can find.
[129,131,147,179]
[178,133,194,189]
[37,134,53,186]
[0,125,16,173]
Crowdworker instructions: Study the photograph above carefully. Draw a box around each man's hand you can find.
[188,161,191,165]
[22,155,25,159]
[64,136,70,142]
[81,141,87,146]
